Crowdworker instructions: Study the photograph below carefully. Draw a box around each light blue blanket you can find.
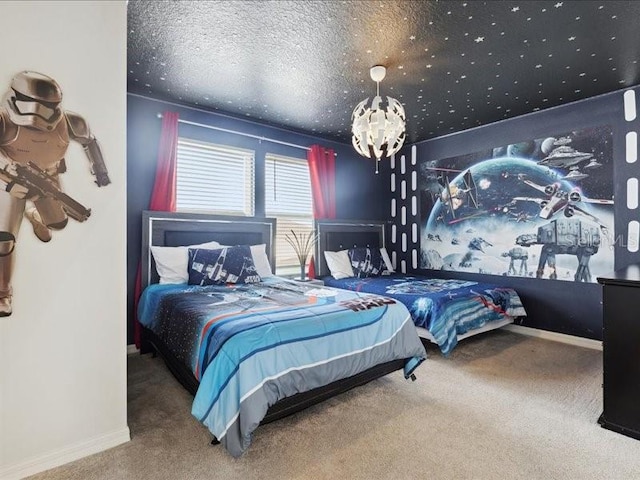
[138,277,426,456]
[323,275,527,355]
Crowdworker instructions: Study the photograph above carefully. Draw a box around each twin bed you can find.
[138,212,526,457]
[315,220,527,355]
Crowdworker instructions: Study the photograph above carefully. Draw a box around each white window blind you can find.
[176,138,255,216]
[265,153,314,274]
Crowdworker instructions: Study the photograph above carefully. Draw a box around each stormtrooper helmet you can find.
[4,71,63,131]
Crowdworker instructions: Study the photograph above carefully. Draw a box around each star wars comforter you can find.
[138,277,426,457]
[322,275,526,355]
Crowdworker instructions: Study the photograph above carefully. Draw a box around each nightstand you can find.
[597,265,640,441]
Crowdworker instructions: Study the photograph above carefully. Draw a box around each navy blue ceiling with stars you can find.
[127,0,640,144]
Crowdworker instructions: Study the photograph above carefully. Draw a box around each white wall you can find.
[0,2,128,478]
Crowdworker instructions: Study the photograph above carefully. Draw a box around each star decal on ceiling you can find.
[128,0,640,143]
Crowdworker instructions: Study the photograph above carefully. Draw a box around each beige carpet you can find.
[28,330,640,480]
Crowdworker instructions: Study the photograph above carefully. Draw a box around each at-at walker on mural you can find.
[515,217,600,282]
[501,247,529,276]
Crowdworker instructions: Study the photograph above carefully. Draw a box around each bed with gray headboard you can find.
[315,219,386,278]
[139,210,277,390]
[138,211,426,456]
[141,211,277,290]
[315,219,527,355]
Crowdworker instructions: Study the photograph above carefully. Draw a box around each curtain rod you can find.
[157,113,337,155]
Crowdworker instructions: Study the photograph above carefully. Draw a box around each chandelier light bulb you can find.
[351,65,406,174]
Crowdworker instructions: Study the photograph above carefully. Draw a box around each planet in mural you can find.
[421,156,615,281]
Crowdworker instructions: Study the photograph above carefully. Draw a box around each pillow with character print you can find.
[347,247,391,278]
[187,245,262,285]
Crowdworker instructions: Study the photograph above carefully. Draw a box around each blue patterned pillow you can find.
[348,247,389,278]
[187,245,261,285]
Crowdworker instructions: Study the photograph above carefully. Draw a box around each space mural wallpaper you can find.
[419,125,614,283]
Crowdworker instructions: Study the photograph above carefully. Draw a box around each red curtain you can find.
[308,144,336,219]
[133,111,179,348]
[148,112,179,211]
[307,145,336,279]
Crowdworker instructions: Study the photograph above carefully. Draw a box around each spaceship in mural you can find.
[439,170,478,219]
[584,159,603,169]
[553,136,573,146]
[537,145,594,168]
[561,169,589,181]
[468,237,492,252]
[505,210,534,223]
[508,176,613,229]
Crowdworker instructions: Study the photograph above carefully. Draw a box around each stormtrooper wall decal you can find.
[0,71,110,316]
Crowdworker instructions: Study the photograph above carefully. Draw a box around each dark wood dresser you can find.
[597,264,640,440]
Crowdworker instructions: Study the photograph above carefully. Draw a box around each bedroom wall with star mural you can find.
[388,86,639,340]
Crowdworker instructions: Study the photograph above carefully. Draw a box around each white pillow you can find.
[150,240,222,284]
[249,244,273,278]
[380,247,395,273]
[324,250,355,279]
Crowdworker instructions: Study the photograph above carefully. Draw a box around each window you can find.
[265,153,314,275]
[176,138,255,216]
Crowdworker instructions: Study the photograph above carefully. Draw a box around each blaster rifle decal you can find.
[0,162,91,222]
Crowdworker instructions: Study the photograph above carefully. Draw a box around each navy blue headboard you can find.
[315,219,386,277]
[141,211,276,289]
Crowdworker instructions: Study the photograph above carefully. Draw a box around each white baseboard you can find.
[0,427,130,480]
[127,344,139,355]
[504,324,602,351]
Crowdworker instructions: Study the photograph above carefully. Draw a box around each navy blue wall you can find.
[128,89,639,343]
[126,94,390,343]
[392,87,640,340]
